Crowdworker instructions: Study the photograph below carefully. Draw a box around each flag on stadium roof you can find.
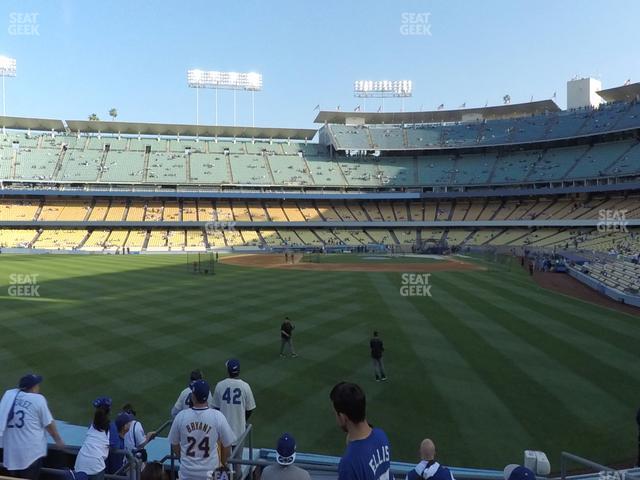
[437,103,444,110]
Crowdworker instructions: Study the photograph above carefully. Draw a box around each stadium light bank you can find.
[354,80,412,112]
[187,69,263,128]
[0,55,17,133]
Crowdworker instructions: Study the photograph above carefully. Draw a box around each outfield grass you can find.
[0,253,638,469]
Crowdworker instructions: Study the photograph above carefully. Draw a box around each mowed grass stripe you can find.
[431,275,626,432]
[468,269,640,339]
[458,273,640,382]
[368,273,532,467]
[405,276,611,462]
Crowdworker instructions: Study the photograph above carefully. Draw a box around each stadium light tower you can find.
[0,56,17,131]
[354,80,412,112]
[187,69,263,127]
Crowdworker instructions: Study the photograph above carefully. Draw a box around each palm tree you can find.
[88,113,100,121]
[108,108,118,121]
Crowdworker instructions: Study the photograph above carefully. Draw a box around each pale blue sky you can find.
[1,0,639,128]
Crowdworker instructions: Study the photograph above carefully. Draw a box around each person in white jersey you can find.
[170,370,215,418]
[168,379,235,480]
[0,373,65,480]
[74,397,113,480]
[212,359,256,442]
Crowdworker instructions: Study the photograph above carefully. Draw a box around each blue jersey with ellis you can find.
[338,428,390,480]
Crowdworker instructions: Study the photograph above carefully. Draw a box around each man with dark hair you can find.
[370,332,387,382]
[329,382,391,480]
[0,373,65,480]
[280,317,297,358]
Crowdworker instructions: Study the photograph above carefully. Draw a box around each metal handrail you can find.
[561,452,640,480]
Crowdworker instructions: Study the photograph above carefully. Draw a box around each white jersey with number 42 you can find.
[168,407,235,480]
[212,378,256,442]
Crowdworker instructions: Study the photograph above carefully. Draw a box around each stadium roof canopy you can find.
[597,82,640,103]
[314,100,561,125]
[0,115,66,131]
[65,120,317,140]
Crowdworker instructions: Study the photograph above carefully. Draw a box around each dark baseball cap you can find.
[504,465,536,480]
[226,359,240,375]
[190,379,210,403]
[19,373,43,390]
[276,433,296,465]
[115,412,135,432]
[92,396,113,409]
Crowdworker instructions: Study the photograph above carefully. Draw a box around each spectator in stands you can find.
[280,317,297,358]
[212,359,256,442]
[170,369,214,417]
[260,433,311,480]
[405,439,454,480]
[503,465,536,480]
[370,331,387,382]
[213,359,256,479]
[75,397,113,480]
[122,404,156,465]
[0,373,65,480]
[106,411,135,474]
[329,381,391,480]
[168,380,235,479]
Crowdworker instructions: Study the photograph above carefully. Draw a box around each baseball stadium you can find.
[0,2,639,480]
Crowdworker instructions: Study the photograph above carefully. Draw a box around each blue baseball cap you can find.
[92,396,113,409]
[504,465,536,480]
[115,412,135,432]
[190,379,210,403]
[276,433,296,465]
[226,359,240,375]
[19,373,43,390]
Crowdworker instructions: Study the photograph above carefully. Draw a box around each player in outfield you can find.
[280,316,297,357]
[370,332,387,382]
[0,373,65,480]
[168,379,235,480]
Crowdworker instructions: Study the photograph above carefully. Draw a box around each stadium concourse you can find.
[0,85,640,478]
